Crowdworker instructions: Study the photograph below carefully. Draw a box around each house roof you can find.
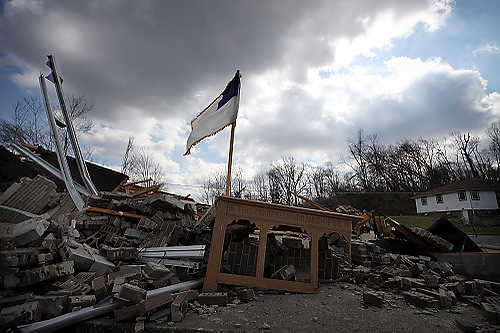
[0,145,128,193]
[414,178,500,198]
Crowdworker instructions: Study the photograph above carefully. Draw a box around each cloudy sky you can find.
[1,0,499,198]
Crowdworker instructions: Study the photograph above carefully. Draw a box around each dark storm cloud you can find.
[1,0,433,122]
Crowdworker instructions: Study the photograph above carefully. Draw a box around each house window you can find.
[471,191,480,201]
[458,191,467,201]
[436,194,443,204]
[421,197,427,206]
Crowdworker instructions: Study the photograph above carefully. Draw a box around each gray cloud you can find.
[1,0,437,122]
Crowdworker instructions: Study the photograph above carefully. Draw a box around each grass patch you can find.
[390,215,500,236]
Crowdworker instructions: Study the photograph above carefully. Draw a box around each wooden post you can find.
[225,122,236,196]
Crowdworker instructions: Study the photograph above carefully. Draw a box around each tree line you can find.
[200,125,500,204]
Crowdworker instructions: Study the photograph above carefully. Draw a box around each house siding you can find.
[415,190,498,214]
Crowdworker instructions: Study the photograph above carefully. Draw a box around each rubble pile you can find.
[343,239,500,324]
[0,176,213,330]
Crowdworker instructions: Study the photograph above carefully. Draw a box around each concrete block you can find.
[3,260,74,288]
[34,295,68,319]
[59,240,94,271]
[108,265,143,282]
[138,218,157,232]
[60,240,114,272]
[92,275,108,300]
[124,228,148,240]
[237,288,255,302]
[402,291,440,308]
[143,194,185,214]
[363,291,384,307]
[144,262,173,279]
[464,281,478,295]
[0,301,41,325]
[171,291,192,322]
[68,295,96,311]
[0,248,40,267]
[422,273,440,289]
[13,218,49,246]
[271,265,296,281]
[198,292,228,306]
[119,283,147,302]
[415,287,456,308]
[101,245,138,261]
[443,281,465,296]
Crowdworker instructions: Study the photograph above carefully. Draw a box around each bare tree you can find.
[199,171,226,204]
[268,155,308,205]
[452,132,480,178]
[121,137,135,174]
[231,168,247,198]
[120,137,165,187]
[250,171,269,202]
[0,95,94,157]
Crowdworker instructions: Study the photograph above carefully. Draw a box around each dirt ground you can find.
[170,283,491,333]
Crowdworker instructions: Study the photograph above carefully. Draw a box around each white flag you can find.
[185,71,240,155]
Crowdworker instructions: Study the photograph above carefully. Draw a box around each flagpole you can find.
[225,70,241,197]
[225,122,236,196]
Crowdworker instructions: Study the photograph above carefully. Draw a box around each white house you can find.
[414,179,499,222]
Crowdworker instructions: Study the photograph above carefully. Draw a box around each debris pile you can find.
[0,175,211,330]
[343,238,500,324]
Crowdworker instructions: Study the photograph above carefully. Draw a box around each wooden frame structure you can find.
[203,196,363,293]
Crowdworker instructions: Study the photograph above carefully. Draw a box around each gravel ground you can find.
[170,283,490,333]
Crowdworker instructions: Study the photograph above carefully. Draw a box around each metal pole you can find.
[46,55,99,196]
[39,74,85,210]
[17,279,203,333]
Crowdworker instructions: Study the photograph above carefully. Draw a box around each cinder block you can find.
[198,292,227,306]
[171,291,192,322]
[68,295,96,311]
[119,283,147,303]
[363,291,384,307]
[144,263,173,279]
[92,275,108,300]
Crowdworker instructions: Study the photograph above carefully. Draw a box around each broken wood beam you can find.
[131,185,161,198]
[86,206,147,220]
